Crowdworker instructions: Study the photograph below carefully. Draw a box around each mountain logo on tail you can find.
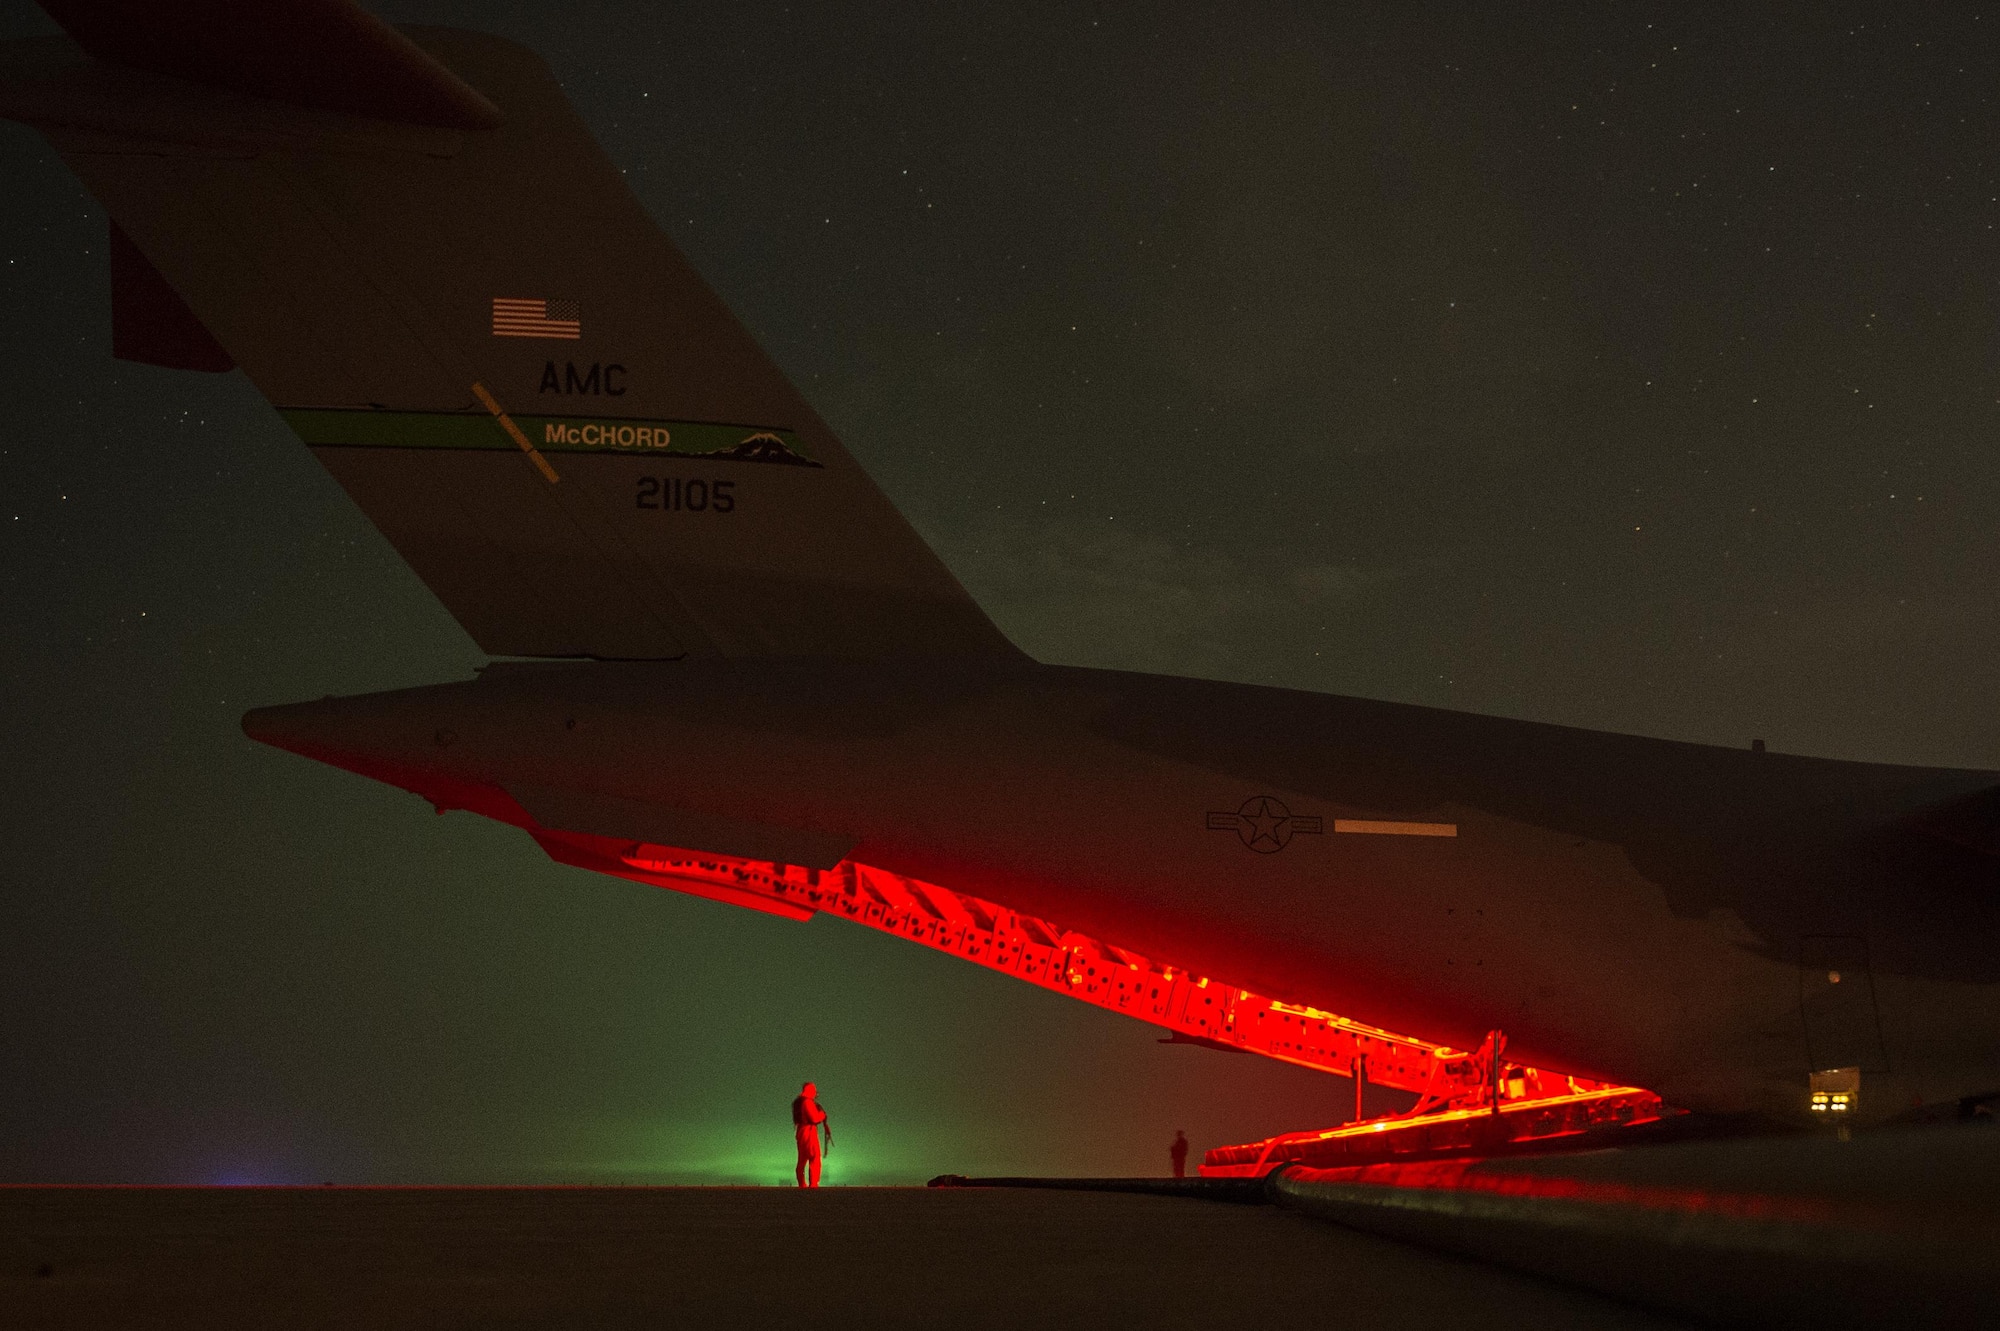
[713,432,821,467]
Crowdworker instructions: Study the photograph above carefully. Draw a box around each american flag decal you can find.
[491,297,581,340]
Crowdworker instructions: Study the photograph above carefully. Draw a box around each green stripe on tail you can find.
[279,407,818,466]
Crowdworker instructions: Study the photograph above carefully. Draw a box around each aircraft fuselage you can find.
[244,656,2000,1126]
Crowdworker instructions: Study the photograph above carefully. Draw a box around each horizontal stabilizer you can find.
[36,0,500,128]
[110,220,233,371]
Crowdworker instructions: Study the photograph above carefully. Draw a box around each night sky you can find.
[4,3,1999,1184]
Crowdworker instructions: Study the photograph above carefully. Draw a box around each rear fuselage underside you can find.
[242,656,2000,1124]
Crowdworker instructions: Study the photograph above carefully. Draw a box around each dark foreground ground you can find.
[2,1184,1686,1330]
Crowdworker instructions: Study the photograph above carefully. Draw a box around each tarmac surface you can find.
[1,1184,1690,1329]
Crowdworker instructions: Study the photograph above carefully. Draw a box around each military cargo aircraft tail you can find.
[13,1,2000,1156]
[3,0,1017,663]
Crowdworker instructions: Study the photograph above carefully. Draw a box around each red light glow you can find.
[1199,1085,1670,1176]
[528,838,1665,1160]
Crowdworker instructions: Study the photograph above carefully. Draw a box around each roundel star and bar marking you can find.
[1206,796,1460,852]
[1208,795,1323,853]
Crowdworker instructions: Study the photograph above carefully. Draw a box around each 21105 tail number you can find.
[636,477,735,513]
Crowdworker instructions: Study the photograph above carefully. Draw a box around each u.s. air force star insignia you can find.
[1206,795,1324,853]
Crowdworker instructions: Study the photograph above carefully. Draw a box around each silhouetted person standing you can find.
[1170,1129,1190,1179]
[793,1082,830,1188]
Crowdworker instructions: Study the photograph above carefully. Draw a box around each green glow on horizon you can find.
[536,1118,933,1187]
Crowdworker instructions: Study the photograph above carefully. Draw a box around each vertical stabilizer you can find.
[2,7,1016,662]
